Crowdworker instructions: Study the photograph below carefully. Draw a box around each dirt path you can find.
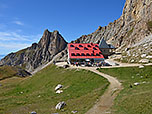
[74,66,122,114]
[56,62,122,114]
[33,60,151,113]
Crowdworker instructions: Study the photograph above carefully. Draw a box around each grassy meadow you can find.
[0,65,109,114]
[98,66,152,114]
[0,66,20,80]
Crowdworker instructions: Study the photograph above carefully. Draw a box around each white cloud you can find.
[13,21,24,26]
[0,42,31,55]
[0,31,42,55]
[0,31,41,42]
[0,42,30,49]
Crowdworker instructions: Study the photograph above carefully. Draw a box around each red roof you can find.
[68,43,104,59]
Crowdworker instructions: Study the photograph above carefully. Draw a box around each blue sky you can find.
[0,0,126,55]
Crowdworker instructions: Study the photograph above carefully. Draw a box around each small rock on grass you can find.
[134,82,140,86]
[56,90,63,94]
[71,110,78,113]
[139,59,149,63]
[139,65,144,68]
[31,111,37,114]
[55,101,66,110]
[142,81,147,84]
[55,84,63,91]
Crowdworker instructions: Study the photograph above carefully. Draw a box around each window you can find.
[76,53,80,56]
[86,53,90,56]
[79,45,83,47]
[96,53,100,56]
[93,47,97,50]
[87,45,91,47]
[84,47,88,50]
[95,45,98,47]
[70,45,74,47]
[81,53,85,56]
[71,53,75,56]
[91,53,94,56]
[75,47,79,50]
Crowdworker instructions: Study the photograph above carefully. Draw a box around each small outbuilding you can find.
[99,38,116,58]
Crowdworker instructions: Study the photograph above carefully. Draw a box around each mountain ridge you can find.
[0,30,67,72]
[0,55,5,60]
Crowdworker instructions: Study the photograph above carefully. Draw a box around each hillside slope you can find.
[0,65,109,114]
[0,66,30,81]
[98,66,152,114]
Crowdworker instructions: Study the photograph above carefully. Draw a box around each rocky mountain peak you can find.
[0,29,67,72]
[96,26,102,31]
[53,30,59,34]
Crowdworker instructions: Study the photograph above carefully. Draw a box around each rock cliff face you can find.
[0,30,67,72]
[74,0,152,49]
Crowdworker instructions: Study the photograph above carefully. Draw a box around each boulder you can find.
[55,84,63,91]
[143,44,148,47]
[125,48,130,51]
[104,60,119,66]
[71,110,78,113]
[139,59,149,63]
[142,81,147,84]
[139,65,144,68]
[63,64,69,68]
[127,51,131,56]
[31,111,37,114]
[134,82,140,86]
[55,101,66,110]
[141,54,147,58]
[146,55,152,59]
[56,90,63,94]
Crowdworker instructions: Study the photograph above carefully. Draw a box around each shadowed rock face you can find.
[0,29,67,72]
[74,0,152,49]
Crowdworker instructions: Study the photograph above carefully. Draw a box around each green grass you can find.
[0,65,109,114]
[98,66,152,114]
[0,66,19,80]
[0,66,30,81]
[147,21,152,32]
